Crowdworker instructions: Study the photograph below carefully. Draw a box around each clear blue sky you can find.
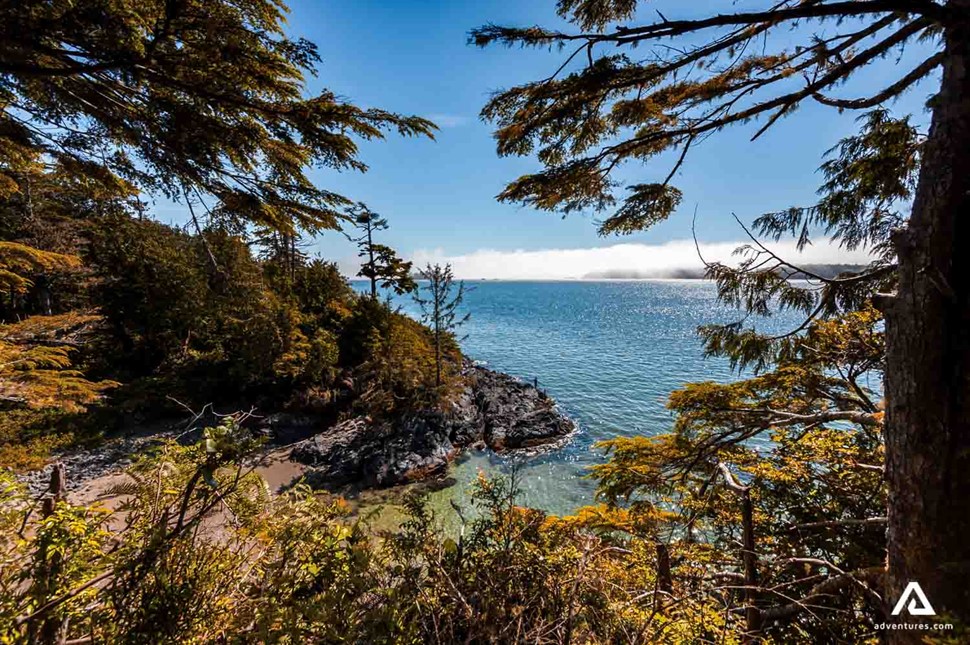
[151,1,937,276]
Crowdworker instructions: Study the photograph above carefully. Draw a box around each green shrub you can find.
[0,427,689,644]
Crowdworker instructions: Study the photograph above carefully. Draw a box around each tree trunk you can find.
[654,540,672,600]
[366,224,377,299]
[739,488,761,643]
[717,464,761,640]
[31,464,66,645]
[884,3,970,636]
[36,277,52,316]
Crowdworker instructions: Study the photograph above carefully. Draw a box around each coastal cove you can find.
[365,279,809,515]
[18,280,807,519]
[2,0,959,637]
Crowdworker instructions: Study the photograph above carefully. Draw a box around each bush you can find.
[341,297,461,417]
[0,427,687,644]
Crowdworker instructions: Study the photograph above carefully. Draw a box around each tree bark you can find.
[655,541,672,596]
[884,2,970,636]
[366,222,376,299]
[718,463,761,641]
[739,488,761,643]
[32,464,66,645]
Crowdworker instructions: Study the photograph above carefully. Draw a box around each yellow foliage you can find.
[558,503,663,534]
[0,313,115,413]
[0,241,80,293]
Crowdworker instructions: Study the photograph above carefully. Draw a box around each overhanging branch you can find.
[813,52,943,109]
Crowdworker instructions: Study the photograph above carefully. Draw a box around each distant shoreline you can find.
[579,264,868,280]
[357,263,869,283]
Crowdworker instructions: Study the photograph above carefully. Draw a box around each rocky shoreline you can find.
[289,362,576,490]
[16,362,575,497]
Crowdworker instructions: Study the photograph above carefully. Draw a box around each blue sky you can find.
[151,1,937,278]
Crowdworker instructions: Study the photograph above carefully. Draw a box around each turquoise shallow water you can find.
[357,280,801,516]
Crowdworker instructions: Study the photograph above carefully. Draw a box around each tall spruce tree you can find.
[346,202,416,299]
[473,0,969,633]
[414,263,468,389]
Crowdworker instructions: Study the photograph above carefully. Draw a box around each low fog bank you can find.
[582,264,869,280]
[404,240,875,281]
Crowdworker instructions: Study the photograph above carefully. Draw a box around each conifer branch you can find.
[812,52,943,109]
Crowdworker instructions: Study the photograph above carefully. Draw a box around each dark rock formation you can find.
[291,414,457,489]
[465,364,574,450]
[256,412,322,445]
[290,363,574,490]
[16,363,575,498]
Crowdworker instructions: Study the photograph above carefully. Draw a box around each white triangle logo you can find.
[891,582,936,616]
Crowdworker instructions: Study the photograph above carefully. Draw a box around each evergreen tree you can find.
[346,203,416,299]
[414,263,469,389]
[0,0,436,237]
[0,0,435,419]
[255,228,310,286]
[1,154,139,320]
[0,157,131,411]
[474,1,969,629]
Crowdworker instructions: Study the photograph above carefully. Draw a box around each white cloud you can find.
[408,239,875,280]
[426,113,470,128]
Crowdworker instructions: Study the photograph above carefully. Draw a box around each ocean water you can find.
[358,280,802,516]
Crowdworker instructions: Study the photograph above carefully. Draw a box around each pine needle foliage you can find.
[698,112,916,371]
[588,306,888,642]
[0,242,79,294]
[1,0,437,236]
[473,1,942,233]
[0,312,114,412]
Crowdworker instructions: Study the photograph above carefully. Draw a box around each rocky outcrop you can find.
[290,414,457,489]
[17,363,575,497]
[464,364,575,450]
[290,363,574,491]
